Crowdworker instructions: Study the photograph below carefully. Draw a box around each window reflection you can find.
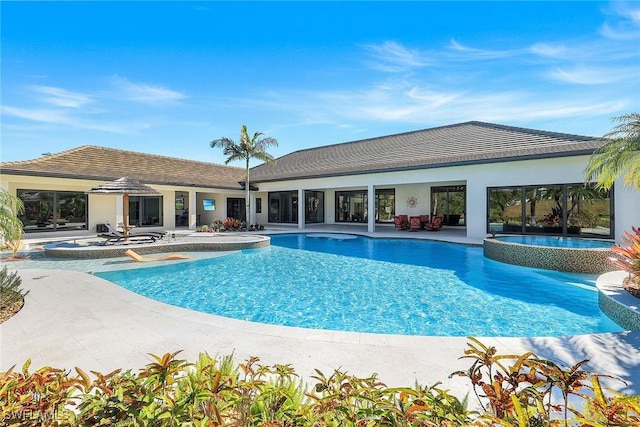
[487,183,612,238]
[17,189,87,232]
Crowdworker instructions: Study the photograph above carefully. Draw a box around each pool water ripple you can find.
[95,234,623,337]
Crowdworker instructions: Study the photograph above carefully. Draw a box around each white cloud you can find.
[1,106,70,123]
[599,2,640,40]
[545,66,634,85]
[446,39,518,60]
[112,77,186,103]
[1,105,133,134]
[29,85,92,108]
[364,41,430,72]
[529,43,567,58]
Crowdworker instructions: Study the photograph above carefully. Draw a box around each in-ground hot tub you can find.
[484,235,617,274]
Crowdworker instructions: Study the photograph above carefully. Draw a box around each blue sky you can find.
[2,1,639,166]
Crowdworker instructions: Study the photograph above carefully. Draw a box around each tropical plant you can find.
[585,113,640,190]
[451,337,640,426]
[0,189,25,258]
[0,266,28,320]
[2,341,639,426]
[609,226,640,278]
[223,217,242,230]
[210,125,278,225]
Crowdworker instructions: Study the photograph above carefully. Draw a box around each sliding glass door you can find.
[431,186,465,225]
[487,183,612,238]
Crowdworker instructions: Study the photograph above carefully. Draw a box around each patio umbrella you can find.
[87,177,161,236]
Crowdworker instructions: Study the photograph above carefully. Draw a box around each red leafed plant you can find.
[609,226,640,277]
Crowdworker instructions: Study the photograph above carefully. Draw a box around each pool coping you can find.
[597,271,640,330]
[43,234,270,258]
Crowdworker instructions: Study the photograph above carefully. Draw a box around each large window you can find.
[268,191,298,223]
[335,191,367,222]
[431,186,465,226]
[17,189,87,233]
[305,191,324,223]
[227,198,246,221]
[375,189,395,222]
[488,183,612,238]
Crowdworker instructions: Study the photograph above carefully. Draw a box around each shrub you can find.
[223,217,242,231]
[1,340,638,425]
[0,266,28,314]
[609,226,640,277]
[0,189,25,258]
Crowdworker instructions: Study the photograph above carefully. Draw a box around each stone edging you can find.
[43,235,270,259]
[596,271,640,331]
[484,237,617,274]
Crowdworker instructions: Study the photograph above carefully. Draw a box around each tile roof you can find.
[1,122,604,189]
[0,145,247,190]
[250,121,604,182]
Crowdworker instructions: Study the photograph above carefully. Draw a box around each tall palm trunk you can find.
[245,157,251,225]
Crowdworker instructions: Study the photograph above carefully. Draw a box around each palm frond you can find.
[584,113,640,190]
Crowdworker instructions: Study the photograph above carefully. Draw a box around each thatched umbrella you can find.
[87,177,161,236]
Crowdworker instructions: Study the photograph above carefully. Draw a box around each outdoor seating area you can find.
[394,215,444,231]
[98,222,167,245]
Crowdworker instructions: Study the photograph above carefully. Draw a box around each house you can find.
[2,121,638,241]
[0,146,248,236]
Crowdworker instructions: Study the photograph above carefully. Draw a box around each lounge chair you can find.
[99,231,157,245]
[424,215,444,231]
[409,216,422,231]
[394,215,409,230]
[125,249,190,262]
[114,222,167,239]
[99,222,160,245]
[420,215,430,229]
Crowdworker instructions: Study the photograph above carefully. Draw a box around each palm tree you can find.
[210,125,278,226]
[585,113,640,190]
[0,189,25,258]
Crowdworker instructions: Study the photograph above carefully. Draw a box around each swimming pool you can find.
[95,234,623,337]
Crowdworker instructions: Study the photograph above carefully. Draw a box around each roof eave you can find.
[0,169,245,191]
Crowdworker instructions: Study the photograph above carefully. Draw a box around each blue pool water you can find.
[496,235,614,249]
[95,234,623,337]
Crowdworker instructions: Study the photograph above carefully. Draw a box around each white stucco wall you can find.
[0,174,248,234]
[254,154,640,242]
[3,152,638,241]
[614,184,640,241]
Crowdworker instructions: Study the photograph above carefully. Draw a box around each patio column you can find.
[115,196,124,227]
[188,190,197,230]
[367,184,375,233]
[465,180,485,240]
[248,193,255,226]
[298,189,305,229]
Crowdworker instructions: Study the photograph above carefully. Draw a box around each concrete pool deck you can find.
[2,228,640,399]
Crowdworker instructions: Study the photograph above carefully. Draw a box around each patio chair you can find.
[394,215,409,230]
[424,215,444,231]
[115,222,167,239]
[125,249,190,262]
[409,216,422,231]
[99,222,160,245]
[420,214,430,229]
